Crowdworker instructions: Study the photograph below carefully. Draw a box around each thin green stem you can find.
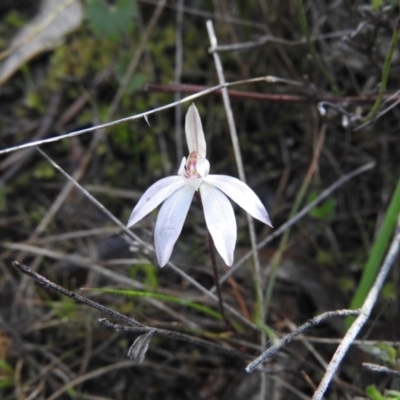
[366,18,400,121]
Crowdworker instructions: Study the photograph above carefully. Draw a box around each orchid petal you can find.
[200,182,236,266]
[185,104,206,158]
[155,185,195,267]
[127,176,185,228]
[205,175,272,227]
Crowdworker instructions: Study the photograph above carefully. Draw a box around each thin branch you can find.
[13,261,142,327]
[246,309,360,372]
[12,261,246,360]
[147,83,400,104]
[0,92,61,184]
[362,363,400,378]
[353,87,400,131]
[206,19,267,399]
[212,161,376,292]
[36,148,260,331]
[206,20,265,326]
[312,216,400,400]
[33,134,104,237]
[209,30,355,52]
[99,318,244,359]
[174,0,184,163]
[0,76,294,156]
[45,360,141,400]
[36,148,148,248]
[138,0,268,30]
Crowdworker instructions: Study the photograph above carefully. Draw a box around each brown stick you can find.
[146,83,400,104]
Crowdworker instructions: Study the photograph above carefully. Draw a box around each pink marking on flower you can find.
[184,151,202,179]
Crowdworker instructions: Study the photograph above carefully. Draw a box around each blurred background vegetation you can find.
[1,0,400,399]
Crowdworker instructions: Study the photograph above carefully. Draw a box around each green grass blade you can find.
[346,176,400,328]
[86,288,222,320]
[366,19,400,121]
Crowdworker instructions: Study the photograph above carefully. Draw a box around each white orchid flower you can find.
[127,104,272,267]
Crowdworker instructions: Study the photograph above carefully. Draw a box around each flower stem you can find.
[207,231,233,331]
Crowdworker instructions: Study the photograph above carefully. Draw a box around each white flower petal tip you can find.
[200,183,236,267]
[185,104,206,158]
[204,175,273,227]
[127,176,184,229]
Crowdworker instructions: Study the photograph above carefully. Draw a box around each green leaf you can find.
[376,342,396,365]
[307,191,336,220]
[359,342,397,366]
[86,0,136,41]
[33,161,55,179]
[372,0,384,11]
[382,281,396,300]
[367,385,387,400]
[0,378,14,389]
[0,360,13,374]
[0,360,14,389]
